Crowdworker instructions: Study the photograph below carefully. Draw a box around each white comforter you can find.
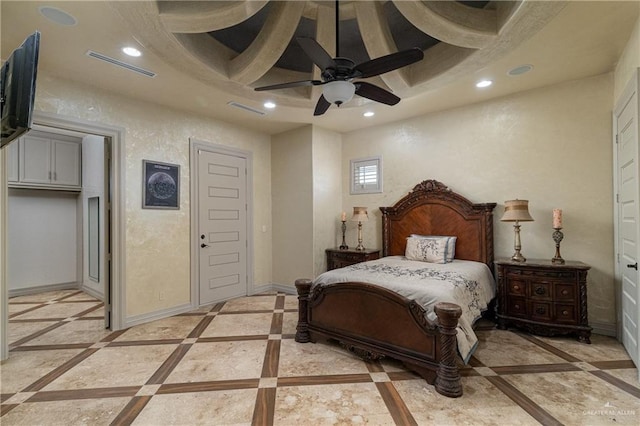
[313,256,495,363]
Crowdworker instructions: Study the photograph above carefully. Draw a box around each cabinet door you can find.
[52,139,81,186]
[6,139,19,182]
[19,135,51,184]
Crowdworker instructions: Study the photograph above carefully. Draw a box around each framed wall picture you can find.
[142,160,180,209]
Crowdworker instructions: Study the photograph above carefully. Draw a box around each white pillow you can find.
[405,236,449,264]
[409,235,457,263]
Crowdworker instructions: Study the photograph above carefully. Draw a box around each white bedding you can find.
[313,256,496,363]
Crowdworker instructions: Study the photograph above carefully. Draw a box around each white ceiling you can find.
[1,1,639,135]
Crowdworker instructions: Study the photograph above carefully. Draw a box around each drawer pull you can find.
[561,289,569,295]
[514,304,520,310]
[513,285,520,291]
[534,286,545,295]
[535,307,546,314]
[562,310,569,316]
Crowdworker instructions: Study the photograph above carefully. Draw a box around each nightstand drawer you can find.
[509,268,577,280]
[555,284,576,301]
[530,282,551,300]
[507,297,527,317]
[508,280,526,296]
[555,304,577,324]
[529,301,553,322]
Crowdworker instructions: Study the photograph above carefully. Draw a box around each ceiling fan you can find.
[254,1,424,116]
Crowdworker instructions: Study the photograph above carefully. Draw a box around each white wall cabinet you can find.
[11,132,82,190]
[6,140,18,182]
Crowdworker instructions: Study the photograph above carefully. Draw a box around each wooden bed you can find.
[294,179,496,397]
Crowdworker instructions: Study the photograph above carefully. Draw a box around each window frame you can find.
[350,155,383,195]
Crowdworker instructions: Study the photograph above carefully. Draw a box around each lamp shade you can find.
[323,81,355,106]
[501,199,534,222]
[351,206,369,222]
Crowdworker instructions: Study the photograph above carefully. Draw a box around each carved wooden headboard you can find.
[380,180,496,267]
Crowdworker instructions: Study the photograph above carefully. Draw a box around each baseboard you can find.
[9,281,79,298]
[124,302,194,329]
[271,283,296,295]
[80,284,104,302]
[251,283,297,295]
[591,321,617,337]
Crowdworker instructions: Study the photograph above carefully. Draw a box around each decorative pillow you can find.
[409,235,457,263]
[405,236,449,264]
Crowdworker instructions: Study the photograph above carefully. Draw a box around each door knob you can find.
[201,243,209,248]
[627,262,638,270]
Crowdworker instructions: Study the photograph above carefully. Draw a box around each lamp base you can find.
[511,250,526,262]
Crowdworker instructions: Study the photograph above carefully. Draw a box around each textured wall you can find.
[342,74,616,326]
[312,126,342,277]
[271,126,314,287]
[614,17,640,101]
[33,74,272,318]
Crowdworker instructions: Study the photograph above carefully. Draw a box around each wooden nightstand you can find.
[326,248,380,271]
[494,258,592,343]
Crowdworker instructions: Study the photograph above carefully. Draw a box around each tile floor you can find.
[1,290,638,425]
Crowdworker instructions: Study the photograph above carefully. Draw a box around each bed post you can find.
[295,278,312,343]
[434,302,463,398]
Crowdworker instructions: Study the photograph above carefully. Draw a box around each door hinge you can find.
[616,193,619,203]
[617,253,620,263]
[615,134,619,144]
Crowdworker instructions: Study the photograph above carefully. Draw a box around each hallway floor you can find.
[1,290,638,425]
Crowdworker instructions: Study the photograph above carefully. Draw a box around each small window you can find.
[351,156,382,194]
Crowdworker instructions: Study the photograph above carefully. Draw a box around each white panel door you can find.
[198,150,248,304]
[616,77,639,370]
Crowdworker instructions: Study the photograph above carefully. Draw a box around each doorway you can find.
[190,139,254,306]
[0,112,125,360]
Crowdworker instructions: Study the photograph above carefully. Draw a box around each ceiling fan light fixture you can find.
[323,81,355,106]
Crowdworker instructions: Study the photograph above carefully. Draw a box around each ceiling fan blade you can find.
[355,82,401,106]
[353,48,424,79]
[297,37,336,71]
[314,95,331,116]
[254,79,322,91]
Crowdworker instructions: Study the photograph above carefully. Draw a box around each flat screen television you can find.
[0,31,40,149]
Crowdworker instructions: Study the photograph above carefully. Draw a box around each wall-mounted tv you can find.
[1,31,40,149]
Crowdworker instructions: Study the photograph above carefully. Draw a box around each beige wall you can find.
[0,147,7,359]
[614,16,640,101]
[33,74,272,318]
[312,126,342,277]
[342,73,616,327]
[271,126,314,287]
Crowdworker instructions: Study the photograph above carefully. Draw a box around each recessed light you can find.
[122,47,142,57]
[476,80,493,88]
[363,111,375,117]
[508,64,534,76]
[39,6,77,26]
[264,101,276,109]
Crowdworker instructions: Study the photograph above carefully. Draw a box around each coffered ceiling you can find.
[1,1,639,134]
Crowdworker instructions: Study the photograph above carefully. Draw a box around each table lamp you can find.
[351,207,369,251]
[501,199,534,262]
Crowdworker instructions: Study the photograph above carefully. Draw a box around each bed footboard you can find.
[294,278,463,397]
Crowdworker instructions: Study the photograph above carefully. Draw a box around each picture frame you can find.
[142,160,180,209]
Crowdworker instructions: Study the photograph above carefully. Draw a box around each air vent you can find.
[227,101,265,116]
[86,50,156,78]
